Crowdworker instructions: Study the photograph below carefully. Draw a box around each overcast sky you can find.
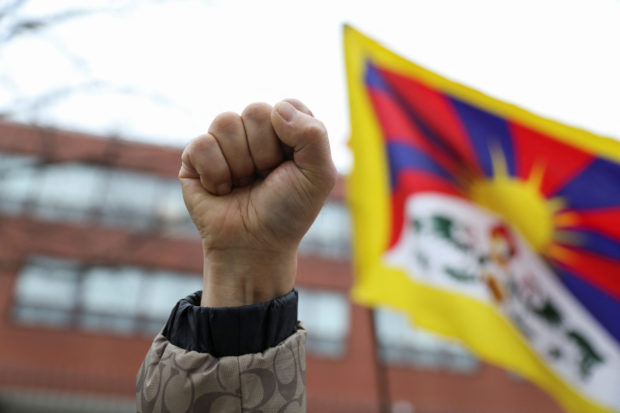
[2,0,620,172]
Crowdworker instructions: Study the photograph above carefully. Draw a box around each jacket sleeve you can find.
[136,290,306,413]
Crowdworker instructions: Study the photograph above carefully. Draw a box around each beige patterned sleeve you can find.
[136,324,307,413]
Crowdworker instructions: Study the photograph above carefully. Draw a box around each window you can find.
[0,151,195,237]
[374,307,478,372]
[34,163,105,221]
[13,257,80,327]
[12,256,202,336]
[99,169,159,229]
[13,257,354,354]
[139,270,204,333]
[79,266,145,333]
[0,152,37,172]
[151,179,196,236]
[0,151,352,257]
[300,202,351,258]
[0,152,38,216]
[298,288,350,357]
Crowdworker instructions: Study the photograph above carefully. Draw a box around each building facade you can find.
[0,122,564,412]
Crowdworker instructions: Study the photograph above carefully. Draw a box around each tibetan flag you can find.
[345,25,620,413]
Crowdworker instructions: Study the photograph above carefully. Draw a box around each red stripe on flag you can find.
[377,68,481,174]
[368,89,461,175]
[367,88,423,141]
[389,171,464,248]
[573,208,620,242]
[509,122,594,196]
[550,247,620,301]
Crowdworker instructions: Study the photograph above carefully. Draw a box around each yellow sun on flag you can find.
[467,147,565,253]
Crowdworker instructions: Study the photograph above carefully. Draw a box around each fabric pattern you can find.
[136,324,307,413]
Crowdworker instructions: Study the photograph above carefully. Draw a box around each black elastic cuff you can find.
[162,289,298,357]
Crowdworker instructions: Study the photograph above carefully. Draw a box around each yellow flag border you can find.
[344,24,618,413]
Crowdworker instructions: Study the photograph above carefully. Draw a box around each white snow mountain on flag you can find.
[383,193,620,410]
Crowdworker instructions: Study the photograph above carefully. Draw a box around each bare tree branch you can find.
[0,0,27,22]
[0,1,183,126]
[1,8,106,43]
[0,80,177,121]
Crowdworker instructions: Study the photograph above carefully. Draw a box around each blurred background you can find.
[1,0,619,412]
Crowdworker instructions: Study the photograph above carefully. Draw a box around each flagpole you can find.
[368,308,391,413]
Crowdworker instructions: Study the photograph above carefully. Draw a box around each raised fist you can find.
[179,99,337,307]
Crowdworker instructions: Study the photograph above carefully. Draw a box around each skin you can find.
[179,99,337,307]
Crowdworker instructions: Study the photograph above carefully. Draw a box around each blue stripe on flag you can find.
[364,63,464,166]
[448,97,516,178]
[556,157,620,210]
[561,229,620,261]
[365,61,391,91]
[386,141,454,188]
[555,267,620,345]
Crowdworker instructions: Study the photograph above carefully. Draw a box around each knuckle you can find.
[241,102,271,123]
[183,134,224,175]
[283,98,313,116]
[301,120,327,139]
[189,134,219,157]
[183,135,207,160]
[210,112,242,136]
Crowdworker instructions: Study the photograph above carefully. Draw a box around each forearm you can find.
[200,242,298,307]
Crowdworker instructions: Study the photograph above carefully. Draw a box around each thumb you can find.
[270,100,337,187]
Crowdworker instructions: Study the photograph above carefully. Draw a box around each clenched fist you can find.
[179,100,337,307]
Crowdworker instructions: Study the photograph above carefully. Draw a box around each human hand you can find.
[179,99,337,307]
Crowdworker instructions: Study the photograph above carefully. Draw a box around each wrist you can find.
[200,243,298,307]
